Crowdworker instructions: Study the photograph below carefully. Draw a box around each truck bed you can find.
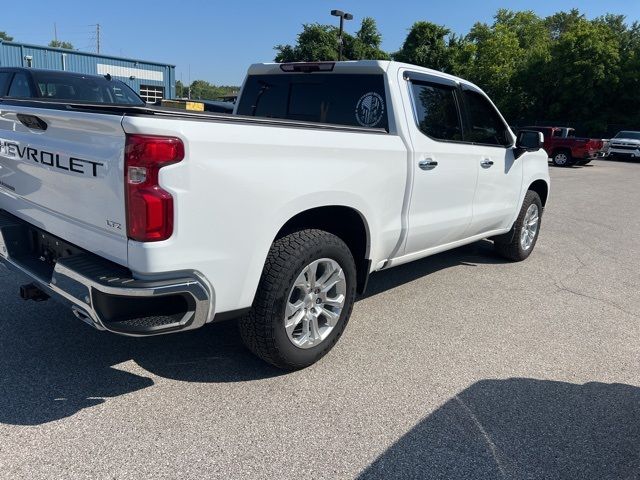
[0,97,406,316]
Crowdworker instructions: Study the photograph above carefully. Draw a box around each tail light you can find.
[125,134,184,242]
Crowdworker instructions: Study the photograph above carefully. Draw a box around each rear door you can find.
[401,71,479,254]
[0,104,128,263]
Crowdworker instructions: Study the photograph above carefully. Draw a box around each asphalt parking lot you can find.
[0,159,639,480]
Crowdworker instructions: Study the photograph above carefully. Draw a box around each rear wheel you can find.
[239,229,357,370]
[552,150,572,167]
[494,191,542,261]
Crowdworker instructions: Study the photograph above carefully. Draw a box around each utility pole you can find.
[96,23,100,54]
[54,22,58,43]
[188,64,191,100]
[330,10,353,61]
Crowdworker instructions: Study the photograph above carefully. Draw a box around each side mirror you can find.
[516,130,544,152]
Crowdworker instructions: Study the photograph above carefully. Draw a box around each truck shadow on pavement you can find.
[358,378,640,480]
[361,239,507,299]
[548,163,594,169]
[0,240,507,426]
[0,286,283,425]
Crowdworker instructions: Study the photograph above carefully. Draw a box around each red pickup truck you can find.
[522,126,603,166]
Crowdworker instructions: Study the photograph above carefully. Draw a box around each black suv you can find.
[0,67,144,105]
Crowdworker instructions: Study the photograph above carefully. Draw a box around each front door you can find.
[460,88,523,235]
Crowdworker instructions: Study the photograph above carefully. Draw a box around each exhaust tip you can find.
[72,306,93,322]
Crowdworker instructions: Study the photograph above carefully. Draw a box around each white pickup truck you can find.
[0,61,549,369]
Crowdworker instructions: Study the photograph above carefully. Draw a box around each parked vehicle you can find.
[160,99,234,114]
[521,126,602,166]
[0,61,550,369]
[200,100,234,113]
[556,127,573,138]
[0,67,144,105]
[606,131,640,159]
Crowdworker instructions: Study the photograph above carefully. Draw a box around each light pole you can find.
[331,9,353,61]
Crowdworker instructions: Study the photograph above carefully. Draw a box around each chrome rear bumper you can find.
[0,210,213,336]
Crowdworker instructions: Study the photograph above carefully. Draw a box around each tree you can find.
[49,40,74,49]
[446,33,475,77]
[184,80,238,100]
[274,18,389,62]
[546,18,620,131]
[272,8,640,135]
[175,80,186,98]
[393,22,454,72]
[351,17,390,60]
[465,22,521,118]
[174,79,238,101]
[462,10,552,122]
[545,9,585,39]
[606,19,640,127]
[275,23,341,62]
[0,31,13,41]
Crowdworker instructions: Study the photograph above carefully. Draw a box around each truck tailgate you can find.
[0,104,128,265]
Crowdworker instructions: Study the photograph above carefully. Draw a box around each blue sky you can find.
[3,1,639,85]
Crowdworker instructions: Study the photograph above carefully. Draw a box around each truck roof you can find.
[247,60,482,91]
[0,66,110,81]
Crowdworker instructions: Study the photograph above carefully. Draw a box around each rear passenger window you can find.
[7,73,32,98]
[236,74,388,130]
[463,90,512,146]
[410,82,462,141]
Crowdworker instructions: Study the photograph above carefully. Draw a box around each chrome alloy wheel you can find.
[520,203,540,251]
[284,258,346,349]
[554,152,568,165]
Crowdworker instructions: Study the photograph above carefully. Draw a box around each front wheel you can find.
[494,191,543,261]
[239,229,357,370]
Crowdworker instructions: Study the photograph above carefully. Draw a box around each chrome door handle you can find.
[480,159,494,168]
[419,159,438,170]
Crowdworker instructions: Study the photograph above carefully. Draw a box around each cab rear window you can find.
[236,74,388,130]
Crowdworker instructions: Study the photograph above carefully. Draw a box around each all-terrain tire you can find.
[494,191,543,261]
[239,229,357,370]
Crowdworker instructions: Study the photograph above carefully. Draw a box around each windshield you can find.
[32,71,144,105]
[614,131,640,140]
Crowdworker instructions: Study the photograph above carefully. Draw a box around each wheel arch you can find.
[275,205,372,294]
[528,179,549,207]
[551,147,572,159]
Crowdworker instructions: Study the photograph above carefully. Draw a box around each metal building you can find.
[0,39,175,101]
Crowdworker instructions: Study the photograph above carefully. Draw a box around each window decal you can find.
[355,92,385,127]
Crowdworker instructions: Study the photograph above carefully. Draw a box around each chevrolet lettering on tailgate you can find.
[0,140,104,177]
